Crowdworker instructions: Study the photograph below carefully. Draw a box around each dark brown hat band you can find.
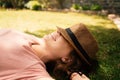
[66,28,91,65]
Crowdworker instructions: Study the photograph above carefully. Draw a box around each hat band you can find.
[66,28,91,64]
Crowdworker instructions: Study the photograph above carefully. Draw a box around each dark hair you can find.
[45,50,98,80]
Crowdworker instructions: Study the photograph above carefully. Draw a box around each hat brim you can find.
[57,27,90,65]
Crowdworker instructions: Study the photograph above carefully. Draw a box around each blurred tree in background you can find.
[0,0,29,8]
[25,0,41,10]
[38,0,66,9]
[0,0,120,14]
[56,0,65,9]
[0,0,67,9]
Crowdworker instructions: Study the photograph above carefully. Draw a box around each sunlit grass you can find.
[0,10,116,32]
[0,10,120,80]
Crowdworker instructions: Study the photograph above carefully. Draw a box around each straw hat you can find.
[57,23,98,65]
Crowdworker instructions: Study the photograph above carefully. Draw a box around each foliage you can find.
[25,0,41,10]
[38,0,66,9]
[38,0,51,9]
[71,3,102,11]
[82,5,90,10]
[0,0,13,8]
[71,3,82,10]
[38,0,62,9]
[0,0,30,9]
[90,4,102,11]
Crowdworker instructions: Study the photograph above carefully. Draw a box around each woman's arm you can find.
[37,73,89,80]
[70,72,90,80]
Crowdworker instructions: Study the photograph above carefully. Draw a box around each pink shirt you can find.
[0,29,54,80]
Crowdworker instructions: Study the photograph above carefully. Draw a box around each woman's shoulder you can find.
[0,28,32,38]
[0,28,12,35]
[0,28,41,44]
[0,28,22,36]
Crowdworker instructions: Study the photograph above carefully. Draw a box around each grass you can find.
[0,10,120,80]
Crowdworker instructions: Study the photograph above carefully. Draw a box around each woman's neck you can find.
[31,40,53,63]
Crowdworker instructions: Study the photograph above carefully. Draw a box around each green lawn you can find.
[0,10,120,80]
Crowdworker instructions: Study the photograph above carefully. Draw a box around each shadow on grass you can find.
[25,26,120,80]
[24,29,55,38]
[88,25,120,80]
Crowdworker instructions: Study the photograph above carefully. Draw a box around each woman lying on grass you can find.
[0,23,98,80]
